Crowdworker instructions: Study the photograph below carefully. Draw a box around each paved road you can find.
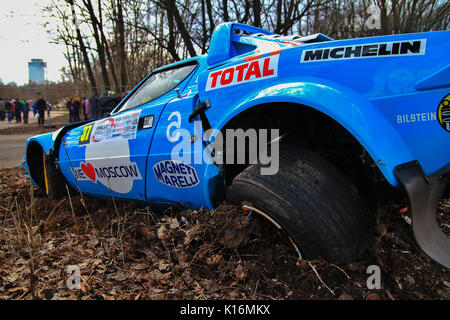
[0,134,33,168]
[0,111,68,169]
[0,110,67,130]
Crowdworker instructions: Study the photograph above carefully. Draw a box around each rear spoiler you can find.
[207,22,333,66]
[207,23,274,66]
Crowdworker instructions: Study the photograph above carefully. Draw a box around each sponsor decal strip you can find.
[153,160,199,188]
[206,53,279,91]
[71,162,142,183]
[89,109,141,144]
[301,39,426,63]
[396,112,436,124]
[79,124,93,145]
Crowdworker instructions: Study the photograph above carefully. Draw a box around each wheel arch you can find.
[206,80,415,188]
[24,121,88,190]
[25,140,46,189]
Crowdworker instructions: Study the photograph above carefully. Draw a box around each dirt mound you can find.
[0,168,448,300]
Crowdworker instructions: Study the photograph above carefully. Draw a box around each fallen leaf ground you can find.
[0,168,448,300]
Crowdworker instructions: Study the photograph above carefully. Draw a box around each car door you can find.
[58,60,199,201]
[145,57,223,209]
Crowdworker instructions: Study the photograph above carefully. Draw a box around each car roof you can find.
[153,55,206,73]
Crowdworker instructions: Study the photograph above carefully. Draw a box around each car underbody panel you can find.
[395,161,450,268]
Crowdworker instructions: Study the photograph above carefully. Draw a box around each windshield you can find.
[117,61,197,112]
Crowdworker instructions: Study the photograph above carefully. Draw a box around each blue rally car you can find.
[22,23,450,267]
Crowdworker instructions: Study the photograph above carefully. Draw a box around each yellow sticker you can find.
[437,93,450,133]
[79,124,93,145]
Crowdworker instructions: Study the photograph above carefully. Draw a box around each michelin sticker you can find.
[90,109,141,144]
[437,93,450,133]
[301,39,426,63]
[153,160,199,188]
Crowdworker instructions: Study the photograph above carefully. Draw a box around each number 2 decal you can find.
[79,124,93,145]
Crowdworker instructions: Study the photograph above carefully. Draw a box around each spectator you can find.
[5,99,13,123]
[46,102,51,119]
[89,92,99,120]
[36,96,47,127]
[14,98,23,123]
[66,99,73,122]
[0,98,5,121]
[98,91,120,117]
[81,96,89,120]
[32,101,37,117]
[71,94,81,122]
[22,99,30,124]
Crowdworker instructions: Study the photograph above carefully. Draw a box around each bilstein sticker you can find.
[396,112,436,124]
[437,93,450,133]
[205,54,279,91]
[153,160,199,188]
[300,39,426,63]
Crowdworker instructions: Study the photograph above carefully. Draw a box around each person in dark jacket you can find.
[5,99,13,123]
[36,96,47,127]
[66,98,73,122]
[0,98,5,121]
[22,100,29,124]
[71,95,81,122]
[14,98,23,123]
[89,92,99,120]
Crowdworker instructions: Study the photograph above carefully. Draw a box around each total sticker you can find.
[153,160,199,188]
[205,54,279,91]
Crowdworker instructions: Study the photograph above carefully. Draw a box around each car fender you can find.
[24,121,93,187]
[206,78,415,187]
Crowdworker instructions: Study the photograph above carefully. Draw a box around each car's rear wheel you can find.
[226,145,372,263]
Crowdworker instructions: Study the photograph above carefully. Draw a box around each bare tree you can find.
[44,0,450,90]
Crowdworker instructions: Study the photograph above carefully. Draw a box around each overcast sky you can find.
[0,0,67,85]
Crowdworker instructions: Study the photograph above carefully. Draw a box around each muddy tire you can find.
[226,145,372,263]
[43,154,67,200]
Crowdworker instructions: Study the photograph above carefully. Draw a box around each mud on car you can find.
[21,23,450,268]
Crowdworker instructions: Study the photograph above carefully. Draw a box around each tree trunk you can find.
[163,0,197,58]
[253,0,261,27]
[117,0,128,88]
[222,0,230,22]
[68,0,97,91]
[83,0,110,90]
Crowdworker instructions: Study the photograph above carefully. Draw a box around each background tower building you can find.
[28,59,47,84]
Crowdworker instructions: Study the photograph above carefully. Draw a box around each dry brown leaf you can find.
[157,224,167,240]
[110,273,129,282]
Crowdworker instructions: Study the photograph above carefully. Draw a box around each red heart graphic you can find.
[81,162,96,182]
